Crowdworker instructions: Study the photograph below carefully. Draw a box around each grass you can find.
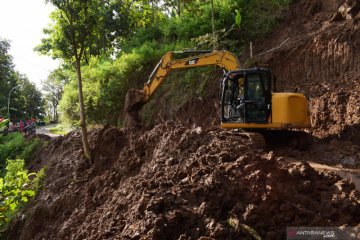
[0,132,44,176]
[48,123,73,135]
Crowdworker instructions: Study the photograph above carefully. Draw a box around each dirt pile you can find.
[7,123,360,240]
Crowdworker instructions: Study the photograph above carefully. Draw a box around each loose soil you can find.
[7,123,360,240]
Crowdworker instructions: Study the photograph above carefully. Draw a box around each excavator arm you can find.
[142,50,241,102]
[125,49,312,150]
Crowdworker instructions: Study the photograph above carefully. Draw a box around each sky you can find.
[0,0,59,89]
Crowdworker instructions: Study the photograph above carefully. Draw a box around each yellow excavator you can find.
[125,50,312,148]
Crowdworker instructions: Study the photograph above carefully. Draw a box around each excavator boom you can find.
[143,50,240,102]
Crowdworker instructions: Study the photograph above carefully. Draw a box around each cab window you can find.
[245,74,265,101]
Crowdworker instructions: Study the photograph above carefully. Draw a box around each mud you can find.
[7,122,360,240]
[250,0,360,168]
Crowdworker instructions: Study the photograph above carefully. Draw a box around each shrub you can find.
[0,133,44,176]
[0,159,45,231]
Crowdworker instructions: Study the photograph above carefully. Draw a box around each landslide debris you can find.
[7,122,360,240]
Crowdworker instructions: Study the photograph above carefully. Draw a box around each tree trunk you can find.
[177,0,181,16]
[211,0,216,49]
[55,108,58,122]
[53,106,56,122]
[75,59,92,161]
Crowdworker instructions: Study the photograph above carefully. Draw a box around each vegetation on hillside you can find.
[0,159,45,233]
[0,133,45,233]
[39,0,290,127]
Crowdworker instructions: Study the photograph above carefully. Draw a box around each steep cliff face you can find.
[257,0,360,138]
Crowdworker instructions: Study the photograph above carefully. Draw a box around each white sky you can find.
[0,0,59,89]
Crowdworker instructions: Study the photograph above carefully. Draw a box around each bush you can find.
[0,159,45,231]
[19,139,43,161]
[0,133,44,175]
[59,42,178,126]
[0,133,24,174]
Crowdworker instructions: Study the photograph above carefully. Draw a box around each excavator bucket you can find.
[124,88,147,128]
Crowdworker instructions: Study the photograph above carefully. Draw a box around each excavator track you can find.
[259,130,313,150]
[246,132,267,149]
[231,130,266,149]
[231,129,312,150]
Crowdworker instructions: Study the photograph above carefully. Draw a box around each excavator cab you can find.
[220,67,312,149]
[221,68,272,124]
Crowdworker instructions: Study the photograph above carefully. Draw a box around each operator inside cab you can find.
[236,77,245,116]
[222,68,272,123]
[222,74,246,122]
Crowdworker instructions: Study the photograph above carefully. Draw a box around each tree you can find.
[161,0,194,16]
[0,39,18,117]
[37,0,138,161]
[42,68,68,122]
[0,39,44,120]
[18,76,45,120]
[36,0,104,161]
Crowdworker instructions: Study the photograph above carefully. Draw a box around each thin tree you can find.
[37,0,102,161]
[42,68,68,122]
[211,0,216,49]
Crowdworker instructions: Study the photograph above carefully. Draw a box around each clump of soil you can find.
[7,122,360,240]
[124,88,146,128]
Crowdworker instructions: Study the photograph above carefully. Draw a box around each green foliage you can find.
[0,133,24,173]
[0,159,45,231]
[0,39,45,120]
[0,133,45,233]
[141,66,221,125]
[59,42,176,125]
[0,133,43,175]
[37,0,134,61]
[42,67,69,122]
[0,119,9,133]
[0,39,17,117]
[19,139,43,161]
[48,123,73,135]
[19,77,45,119]
[235,9,242,26]
[47,0,291,126]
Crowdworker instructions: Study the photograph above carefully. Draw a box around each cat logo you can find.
[186,58,198,65]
